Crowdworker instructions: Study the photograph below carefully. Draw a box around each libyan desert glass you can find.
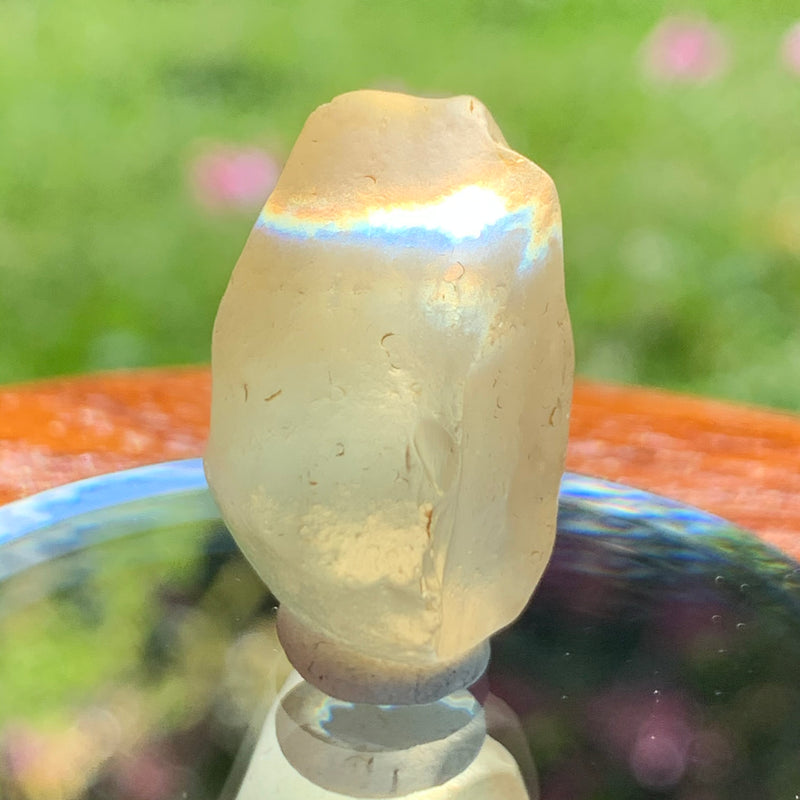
[204,91,574,682]
[2,461,800,799]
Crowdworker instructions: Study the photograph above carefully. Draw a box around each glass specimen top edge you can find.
[0,458,741,546]
[0,459,209,544]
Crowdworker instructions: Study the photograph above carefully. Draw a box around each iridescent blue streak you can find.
[256,208,547,276]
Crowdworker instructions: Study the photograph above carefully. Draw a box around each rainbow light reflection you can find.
[256,185,560,276]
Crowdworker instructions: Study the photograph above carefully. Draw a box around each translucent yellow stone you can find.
[205,90,573,671]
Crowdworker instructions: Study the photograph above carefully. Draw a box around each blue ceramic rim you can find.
[0,457,736,546]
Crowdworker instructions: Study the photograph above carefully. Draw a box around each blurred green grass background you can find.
[1,0,799,409]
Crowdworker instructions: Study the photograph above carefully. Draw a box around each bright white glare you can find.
[367,186,509,239]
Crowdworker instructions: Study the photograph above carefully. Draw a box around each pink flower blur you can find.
[781,22,800,76]
[190,145,281,212]
[642,17,729,83]
[115,748,178,800]
[586,685,713,790]
[630,715,692,789]
[1,725,44,778]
